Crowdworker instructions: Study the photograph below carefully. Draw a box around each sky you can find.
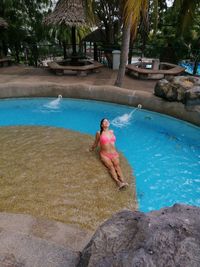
[166,0,173,7]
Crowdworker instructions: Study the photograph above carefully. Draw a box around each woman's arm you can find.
[89,132,100,151]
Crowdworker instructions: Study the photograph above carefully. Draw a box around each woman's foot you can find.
[118,182,128,190]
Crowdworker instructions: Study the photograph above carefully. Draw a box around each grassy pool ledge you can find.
[0,82,199,126]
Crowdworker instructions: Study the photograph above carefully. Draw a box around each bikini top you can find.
[99,130,116,145]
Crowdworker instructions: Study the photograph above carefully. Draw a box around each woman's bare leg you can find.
[112,157,128,184]
[100,155,123,187]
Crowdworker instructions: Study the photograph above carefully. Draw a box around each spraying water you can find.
[111,104,142,128]
[44,95,62,109]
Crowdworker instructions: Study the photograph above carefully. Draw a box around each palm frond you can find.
[175,0,198,37]
[124,0,148,40]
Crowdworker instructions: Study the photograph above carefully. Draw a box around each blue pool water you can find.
[0,97,200,212]
[179,61,200,75]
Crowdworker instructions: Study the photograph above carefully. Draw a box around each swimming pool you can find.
[0,97,200,212]
[179,61,200,75]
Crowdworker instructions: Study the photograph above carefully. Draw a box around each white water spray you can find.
[111,104,142,128]
[44,95,63,109]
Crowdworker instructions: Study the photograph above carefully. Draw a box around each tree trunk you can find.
[193,53,199,75]
[2,39,8,56]
[15,43,20,63]
[128,39,134,64]
[32,43,39,67]
[71,26,76,56]
[62,41,67,59]
[115,17,131,87]
[94,42,98,61]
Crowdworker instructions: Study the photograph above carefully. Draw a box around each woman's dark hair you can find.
[100,118,107,135]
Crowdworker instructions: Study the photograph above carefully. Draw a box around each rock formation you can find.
[0,204,200,266]
[154,76,200,106]
[78,204,200,267]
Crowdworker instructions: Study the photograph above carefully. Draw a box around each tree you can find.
[156,0,200,64]
[0,0,52,64]
[173,0,199,39]
[115,0,148,87]
[88,0,121,67]
[92,0,121,44]
[49,24,91,59]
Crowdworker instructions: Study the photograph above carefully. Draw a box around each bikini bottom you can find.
[100,151,119,160]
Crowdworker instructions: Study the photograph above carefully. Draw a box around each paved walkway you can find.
[0,65,157,92]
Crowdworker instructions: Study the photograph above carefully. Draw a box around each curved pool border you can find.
[0,82,199,126]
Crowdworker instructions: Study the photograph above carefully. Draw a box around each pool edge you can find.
[0,82,199,127]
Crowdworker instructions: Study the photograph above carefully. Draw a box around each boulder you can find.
[185,86,200,105]
[78,204,200,267]
[154,76,200,105]
[154,78,189,102]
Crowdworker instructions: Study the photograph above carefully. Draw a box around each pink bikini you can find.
[99,131,119,160]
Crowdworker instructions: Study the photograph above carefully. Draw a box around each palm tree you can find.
[173,0,199,38]
[115,0,148,87]
[173,0,200,74]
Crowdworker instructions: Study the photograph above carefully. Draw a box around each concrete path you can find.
[0,212,92,266]
[0,65,157,92]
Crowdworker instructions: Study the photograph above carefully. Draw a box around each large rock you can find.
[154,76,200,105]
[185,86,200,105]
[78,204,200,267]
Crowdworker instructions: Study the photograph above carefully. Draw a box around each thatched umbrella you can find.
[44,0,87,56]
[83,29,106,60]
[83,29,106,43]
[0,17,8,29]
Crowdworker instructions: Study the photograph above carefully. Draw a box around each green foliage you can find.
[92,0,121,44]
[0,0,199,66]
[144,0,200,62]
[0,0,52,64]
